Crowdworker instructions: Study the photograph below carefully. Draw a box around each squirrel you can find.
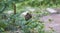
[25,13,32,21]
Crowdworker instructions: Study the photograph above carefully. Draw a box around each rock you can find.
[46,8,60,14]
[46,8,57,14]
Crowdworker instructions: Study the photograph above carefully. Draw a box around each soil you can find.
[40,14,60,33]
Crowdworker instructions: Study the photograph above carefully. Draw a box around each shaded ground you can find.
[40,14,60,33]
[3,29,22,33]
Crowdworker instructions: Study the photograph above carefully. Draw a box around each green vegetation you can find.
[0,0,60,33]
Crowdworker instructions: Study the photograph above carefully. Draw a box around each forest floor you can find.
[3,8,60,33]
[40,14,60,33]
[3,14,60,33]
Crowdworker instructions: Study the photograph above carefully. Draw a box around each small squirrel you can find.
[25,13,32,21]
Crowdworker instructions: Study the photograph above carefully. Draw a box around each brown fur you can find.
[25,13,32,21]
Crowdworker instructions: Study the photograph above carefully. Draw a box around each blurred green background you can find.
[0,0,60,33]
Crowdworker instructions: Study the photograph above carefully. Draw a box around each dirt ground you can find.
[40,14,60,33]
